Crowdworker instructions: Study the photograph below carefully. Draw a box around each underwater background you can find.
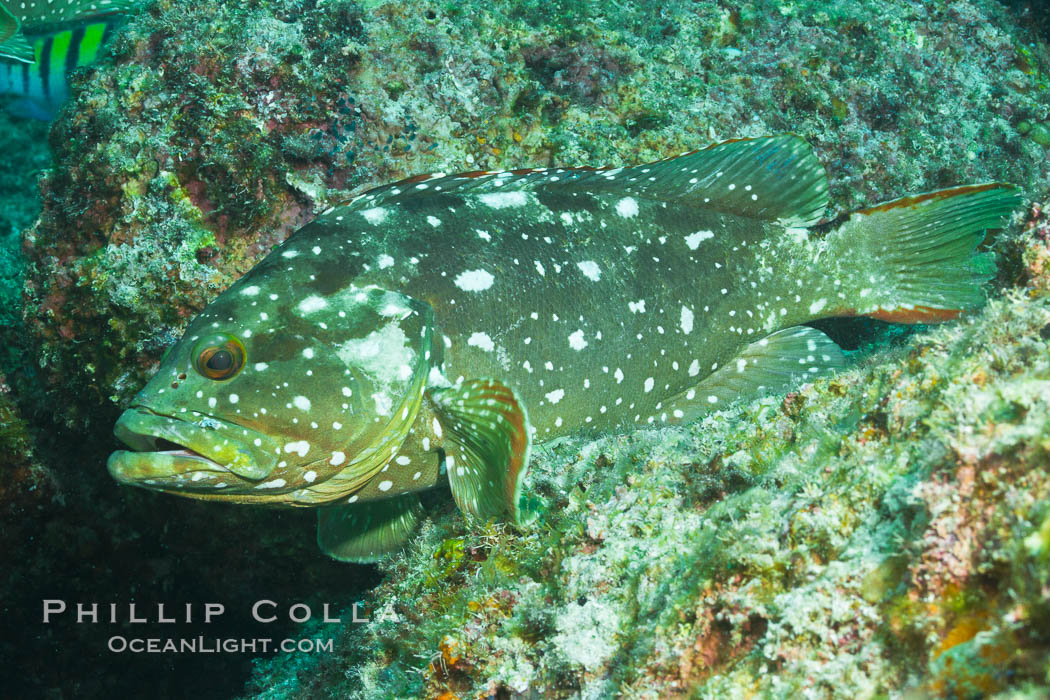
[2,0,1050,697]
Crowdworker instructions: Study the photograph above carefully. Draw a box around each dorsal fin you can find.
[318,134,829,227]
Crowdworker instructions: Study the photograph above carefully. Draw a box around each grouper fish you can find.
[107,135,1021,562]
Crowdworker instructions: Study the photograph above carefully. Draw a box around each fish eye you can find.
[193,334,246,381]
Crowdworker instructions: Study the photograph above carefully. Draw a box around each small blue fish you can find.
[107,135,1021,562]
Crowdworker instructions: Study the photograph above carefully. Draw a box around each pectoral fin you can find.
[666,326,846,421]
[317,493,423,563]
[429,378,532,526]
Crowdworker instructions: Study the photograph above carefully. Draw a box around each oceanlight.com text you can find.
[107,636,335,654]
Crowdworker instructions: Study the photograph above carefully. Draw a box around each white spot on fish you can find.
[546,389,565,404]
[576,260,601,281]
[427,215,442,227]
[304,470,317,483]
[568,330,588,351]
[477,229,491,241]
[616,196,639,218]
[302,348,314,359]
[684,230,714,250]
[293,396,312,411]
[378,254,395,269]
[240,285,260,296]
[688,359,701,376]
[454,268,495,292]
[378,293,412,317]
[254,363,268,371]
[378,480,393,492]
[644,377,654,393]
[680,306,694,334]
[373,393,392,416]
[614,368,624,384]
[628,300,646,314]
[330,452,346,466]
[298,296,327,314]
[229,394,239,404]
[284,441,310,456]
[809,298,828,314]
[479,191,527,209]
[337,324,415,387]
[362,206,388,224]
[256,478,287,489]
[468,332,495,352]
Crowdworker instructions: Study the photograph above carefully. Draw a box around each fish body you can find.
[0,0,135,118]
[0,20,114,118]
[108,135,1021,561]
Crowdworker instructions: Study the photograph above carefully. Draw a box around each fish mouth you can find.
[108,407,278,492]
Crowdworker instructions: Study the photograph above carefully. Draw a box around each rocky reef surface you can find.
[3,0,1050,697]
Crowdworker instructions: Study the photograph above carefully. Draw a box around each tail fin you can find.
[827,183,1022,323]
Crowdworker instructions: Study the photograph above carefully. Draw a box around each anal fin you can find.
[665,326,846,421]
[317,493,423,563]
[429,378,532,526]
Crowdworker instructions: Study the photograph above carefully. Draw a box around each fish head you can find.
[108,263,435,504]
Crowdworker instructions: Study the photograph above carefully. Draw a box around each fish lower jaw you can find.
[107,449,234,491]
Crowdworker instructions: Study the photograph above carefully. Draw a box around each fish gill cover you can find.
[1,0,1050,698]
